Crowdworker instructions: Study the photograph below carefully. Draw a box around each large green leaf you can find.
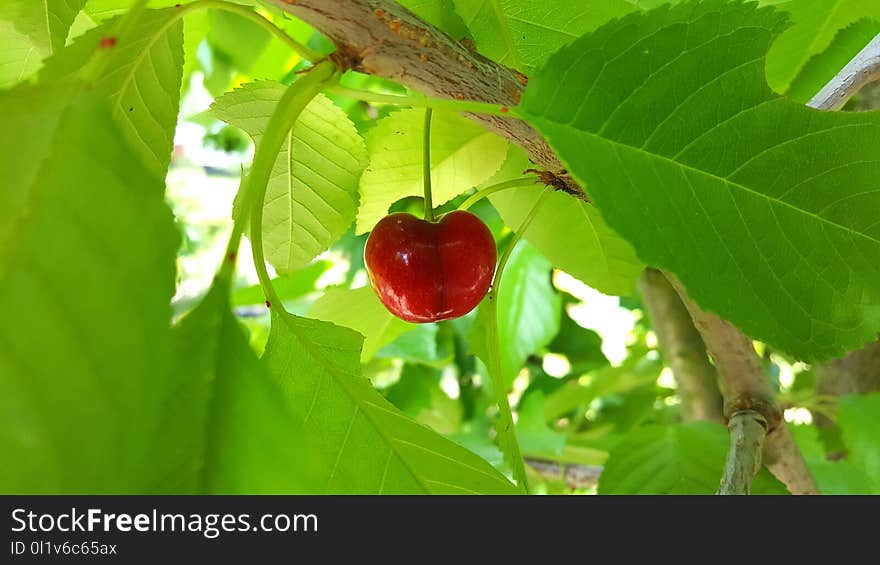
[838,392,880,493]
[520,0,880,361]
[765,0,880,94]
[40,8,185,179]
[0,86,179,492]
[356,108,508,234]
[452,0,639,74]
[597,423,788,494]
[516,391,566,457]
[151,282,325,493]
[786,18,880,104]
[210,82,367,275]
[470,241,561,386]
[307,286,414,362]
[262,311,518,493]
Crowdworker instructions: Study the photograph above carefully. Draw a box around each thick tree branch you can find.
[815,338,880,398]
[667,274,818,495]
[264,0,585,199]
[637,269,723,423]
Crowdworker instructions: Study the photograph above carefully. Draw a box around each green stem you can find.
[327,84,515,117]
[459,178,539,211]
[481,186,552,494]
[219,61,337,296]
[423,109,435,221]
[482,296,530,493]
[493,187,552,290]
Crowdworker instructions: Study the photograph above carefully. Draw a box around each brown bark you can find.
[667,274,819,495]
[814,339,880,399]
[638,269,723,423]
[263,0,584,198]
[525,459,602,490]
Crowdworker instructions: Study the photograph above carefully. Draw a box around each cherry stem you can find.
[327,85,515,117]
[458,177,541,211]
[492,186,552,292]
[423,108,435,222]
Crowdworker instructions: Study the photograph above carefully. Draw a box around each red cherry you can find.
[365,210,497,323]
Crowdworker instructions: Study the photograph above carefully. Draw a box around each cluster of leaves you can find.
[2,0,880,494]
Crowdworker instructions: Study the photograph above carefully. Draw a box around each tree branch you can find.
[638,269,723,423]
[525,459,602,490]
[717,410,766,495]
[808,33,880,110]
[667,274,818,495]
[263,0,585,199]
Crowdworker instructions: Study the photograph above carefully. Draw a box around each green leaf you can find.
[490,185,644,297]
[597,423,788,494]
[517,391,566,457]
[385,363,441,418]
[231,259,331,307]
[307,286,414,362]
[838,392,880,493]
[520,0,880,361]
[210,82,367,274]
[791,423,875,494]
[152,282,326,493]
[786,18,880,104]
[399,0,470,40]
[471,241,561,387]
[0,20,43,88]
[544,355,662,421]
[207,7,269,74]
[765,0,880,94]
[40,8,185,179]
[0,0,87,87]
[452,0,639,73]
[356,108,508,234]
[0,86,179,492]
[262,311,519,493]
[376,323,443,364]
[0,0,86,54]
[548,305,609,375]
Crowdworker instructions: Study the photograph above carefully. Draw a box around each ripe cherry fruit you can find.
[365,210,497,323]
